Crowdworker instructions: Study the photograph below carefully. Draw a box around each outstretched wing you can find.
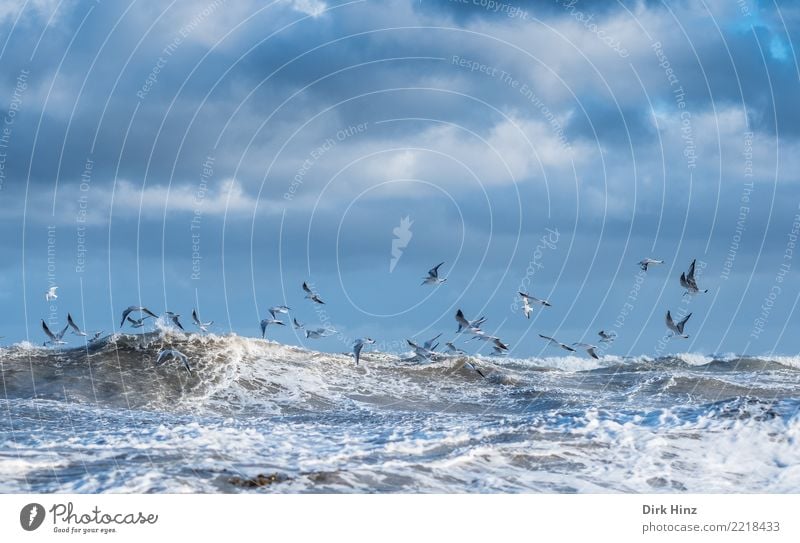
[428,262,444,278]
[676,313,692,334]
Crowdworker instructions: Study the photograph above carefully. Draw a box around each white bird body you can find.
[45,287,58,302]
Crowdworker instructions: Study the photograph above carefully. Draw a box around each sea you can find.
[1,329,798,493]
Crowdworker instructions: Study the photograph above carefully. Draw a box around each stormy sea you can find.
[1,329,798,493]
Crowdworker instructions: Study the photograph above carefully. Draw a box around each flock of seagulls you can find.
[35,257,706,376]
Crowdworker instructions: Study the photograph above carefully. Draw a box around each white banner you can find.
[1,494,797,542]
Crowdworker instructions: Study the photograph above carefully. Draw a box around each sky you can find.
[0,0,799,358]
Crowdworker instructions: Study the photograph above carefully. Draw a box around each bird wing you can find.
[41,320,56,340]
[665,311,678,333]
[455,310,471,331]
[67,313,83,334]
[676,313,692,334]
[586,346,599,359]
[687,259,696,281]
[429,262,444,278]
[302,282,312,294]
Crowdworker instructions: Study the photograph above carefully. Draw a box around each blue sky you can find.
[0,0,799,357]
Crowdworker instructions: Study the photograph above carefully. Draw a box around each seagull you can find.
[455,309,486,333]
[521,296,533,319]
[165,311,185,331]
[126,316,151,328]
[423,333,442,351]
[665,310,692,338]
[353,337,375,366]
[468,331,509,353]
[680,259,707,296]
[260,318,285,338]
[156,349,191,373]
[119,306,158,327]
[292,318,304,330]
[519,291,551,307]
[45,286,58,302]
[304,328,333,339]
[539,334,576,352]
[406,339,436,359]
[638,258,664,272]
[66,313,86,336]
[88,331,103,343]
[268,305,291,319]
[598,330,616,343]
[573,342,600,360]
[445,342,467,355]
[421,262,447,286]
[42,320,69,345]
[191,309,213,333]
[302,282,325,304]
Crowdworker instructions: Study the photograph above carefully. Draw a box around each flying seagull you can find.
[191,309,213,333]
[302,282,325,304]
[156,349,191,373]
[126,316,151,328]
[421,262,447,286]
[573,342,600,360]
[539,334,576,352]
[598,330,616,343]
[120,306,158,328]
[45,286,58,302]
[406,339,436,360]
[42,320,69,345]
[455,309,486,333]
[521,296,533,319]
[638,258,664,272]
[305,328,333,339]
[519,292,551,307]
[260,318,285,338]
[268,305,291,319]
[292,317,304,330]
[66,313,87,336]
[353,337,375,366]
[165,311,185,331]
[88,331,103,343]
[665,310,692,338]
[680,259,707,296]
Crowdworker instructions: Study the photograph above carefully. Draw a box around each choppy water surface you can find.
[1,331,798,493]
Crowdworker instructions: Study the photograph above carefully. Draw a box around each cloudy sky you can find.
[0,0,798,357]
